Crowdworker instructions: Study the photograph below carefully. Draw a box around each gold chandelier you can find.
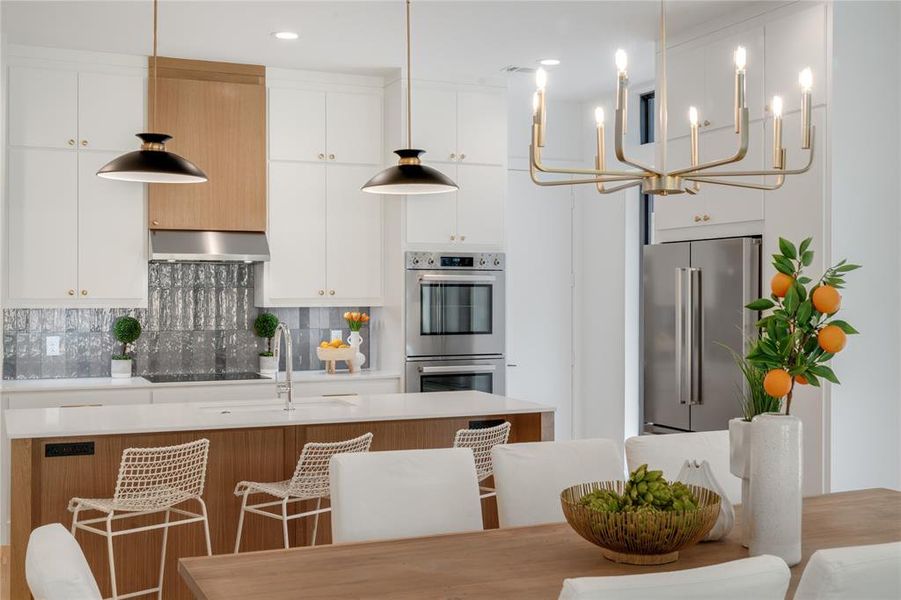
[529,3,815,196]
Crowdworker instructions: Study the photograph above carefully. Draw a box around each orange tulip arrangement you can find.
[344,311,370,332]
[745,237,860,415]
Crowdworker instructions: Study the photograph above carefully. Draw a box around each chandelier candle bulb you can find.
[734,47,747,133]
[689,107,700,192]
[595,107,606,191]
[799,68,813,149]
[772,96,784,169]
[535,69,547,147]
[615,51,628,133]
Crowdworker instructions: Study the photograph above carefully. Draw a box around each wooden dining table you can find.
[179,488,901,599]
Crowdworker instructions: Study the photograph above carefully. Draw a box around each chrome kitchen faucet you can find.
[273,323,294,411]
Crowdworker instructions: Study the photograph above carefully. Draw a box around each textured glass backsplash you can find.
[2,262,371,380]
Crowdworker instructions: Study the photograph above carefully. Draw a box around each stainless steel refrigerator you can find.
[642,237,761,433]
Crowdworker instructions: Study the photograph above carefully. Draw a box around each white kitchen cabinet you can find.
[77,72,145,152]
[264,162,328,302]
[326,92,382,165]
[76,152,147,302]
[7,148,79,301]
[405,163,505,248]
[456,164,506,246]
[268,87,381,165]
[765,4,825,114]
[268,88,327,162]
[259,163,382,306]
[8,66,78,149]
[325,165,383,299]
[409,85,505,166]
[664,44,706,141]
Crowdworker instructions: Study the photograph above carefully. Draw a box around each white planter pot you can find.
[110,359,132,379]
[749,413,802,566]
[729,418,753,548]
[259,355,278,376]
[347,331,366,370]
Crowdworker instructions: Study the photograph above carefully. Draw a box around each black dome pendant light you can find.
[97,0,207,184]
[362,0,457,195]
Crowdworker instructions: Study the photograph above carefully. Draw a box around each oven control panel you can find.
[405,251,504,270]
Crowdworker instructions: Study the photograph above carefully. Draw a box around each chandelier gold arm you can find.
[684,126,815,179]
[614,108,661,175]
[669,108,750,177]
[529,124,649,179]
[682,175,786,191]
[529,145,643,188]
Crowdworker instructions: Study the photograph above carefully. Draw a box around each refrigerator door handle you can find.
[675,268,689,405]
[689,267,702,405]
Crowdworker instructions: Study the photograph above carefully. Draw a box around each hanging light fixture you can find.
[97,0,207,184]
[362,0,457,195]
[529,1,814,196]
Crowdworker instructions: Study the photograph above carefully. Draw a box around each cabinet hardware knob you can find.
[152,220,160,226]
[460,235,466,241]
[318,153,325,160]
[328,154,335,160]
[81,140,88,146]
[81,290,88,296]
[319,289,325,296]
[694,215,702,222]
[329,290,336,296]
[702,214,711,221]
[450,235,456,241]
[68,139,76,146]
[68,289,75,296]
[703,120,710,127]
[459,153,466,160]
[450,153,456,159]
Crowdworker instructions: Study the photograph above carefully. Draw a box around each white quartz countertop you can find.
[3,391,553,439]
[0,369,401,393]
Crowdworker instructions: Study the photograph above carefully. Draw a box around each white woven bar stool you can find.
[68,438,212,600]
[453,421,511,499]
[233,432,373,552]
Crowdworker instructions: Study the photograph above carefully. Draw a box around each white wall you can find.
[828,0,901,491]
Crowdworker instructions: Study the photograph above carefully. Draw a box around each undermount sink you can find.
[198,397,356,414]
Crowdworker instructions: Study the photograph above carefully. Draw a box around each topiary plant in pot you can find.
[254,312,280,375]
[111,316,142,379]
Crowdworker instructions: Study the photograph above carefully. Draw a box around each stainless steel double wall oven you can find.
[405,252,506,394]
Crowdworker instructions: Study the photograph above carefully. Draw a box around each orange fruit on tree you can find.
[818,325,847,353]
[763,369,793,397]
[770,273,794,298]
[812,285,842,314]
[795,374,809,385]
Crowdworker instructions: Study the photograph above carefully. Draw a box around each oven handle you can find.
[419,273,497,284]
[418,365,497,374]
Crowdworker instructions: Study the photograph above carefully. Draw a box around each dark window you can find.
[640,92,655,145]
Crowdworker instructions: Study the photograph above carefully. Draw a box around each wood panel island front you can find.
[5,391,554,599]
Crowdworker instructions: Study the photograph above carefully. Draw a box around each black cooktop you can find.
[143,372,271,384]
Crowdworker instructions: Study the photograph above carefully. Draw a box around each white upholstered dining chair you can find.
[625,431,741,505]
[233,432,373,552]
[793,541,901,599]
[491,438,624,528]
[329,447,483,543]
[558,555,790,600]
[453,421,511,498]
[26,523,102,600]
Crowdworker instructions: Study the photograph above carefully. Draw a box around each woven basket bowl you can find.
[560,481,721,565]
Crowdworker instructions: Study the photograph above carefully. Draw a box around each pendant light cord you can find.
[152,0,158,132]
[405,0,412,149]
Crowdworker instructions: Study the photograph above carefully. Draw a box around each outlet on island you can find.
[45,335,61,356]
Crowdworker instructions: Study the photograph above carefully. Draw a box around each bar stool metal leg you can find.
[311,498,322,546]
[198,498,212,556]
[105,514,118,600]
[234,489,250,554]
[281,498,290,549]
[157,509,171,600]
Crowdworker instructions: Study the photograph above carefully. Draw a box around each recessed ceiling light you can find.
[539,58,561,66]
[272,31,299,40]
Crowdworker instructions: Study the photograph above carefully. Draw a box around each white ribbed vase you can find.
[728,418,753,548]
[749,413,802,566]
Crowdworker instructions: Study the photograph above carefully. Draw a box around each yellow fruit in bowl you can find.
[339,344,350,348]
[319,341,329,349]
[329,339,342,348]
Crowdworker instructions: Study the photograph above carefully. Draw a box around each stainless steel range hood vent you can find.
[149,230,270,262]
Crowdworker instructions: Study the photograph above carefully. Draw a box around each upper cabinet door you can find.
[406,165,458,245]
[78,72,145,152]
[326,92,382,165]
[704,27,765,129]
[410,87,457,164]
[456,164,505,246]
[325,165,383,300]
[8,66,78,149]
[76,152,146,301]
[269,87,326,162]
[266,162,327,301]
[456,91,506,166]
[698,121,764,224]
[652,136,706,231]
[7,148,78,301]
[765,4,825,114]
[665,45,707,140]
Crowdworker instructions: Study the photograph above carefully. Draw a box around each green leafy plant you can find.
[579,464,698,514]
[744,237,860,415]
[726,345,782,420]
[112,316,142,361]
[253,312,280,357]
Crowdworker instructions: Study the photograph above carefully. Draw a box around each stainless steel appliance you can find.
[405,251,505,394]
[642,237,760,433]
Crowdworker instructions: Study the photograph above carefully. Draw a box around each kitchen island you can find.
[5,391,553,600]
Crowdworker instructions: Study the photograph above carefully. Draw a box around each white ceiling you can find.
[2,0,788,100]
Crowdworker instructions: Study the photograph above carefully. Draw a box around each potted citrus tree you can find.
[254,312,280,375]
[111,316,142,379]
[741,237,860,566]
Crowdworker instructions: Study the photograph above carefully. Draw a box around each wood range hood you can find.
[148,57,269,262]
